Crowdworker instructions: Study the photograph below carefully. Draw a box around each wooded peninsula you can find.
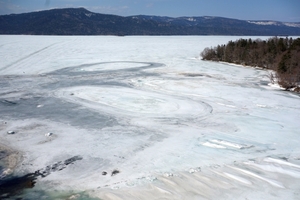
[201,37,300,92]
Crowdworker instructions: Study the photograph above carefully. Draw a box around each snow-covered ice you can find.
[0,35,300,199]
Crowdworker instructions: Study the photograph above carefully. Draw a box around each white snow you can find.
[283,22,300,28]
[85,13,93,17]
[244,161,300,178]
[186,17,196,22]
[0,35,300,199]
[55,86,210,118]
[223,172,252,185]
[210,139,245,149]
[247,21,300,28]
[247,21,279,26]
[228,166,285,188]
[264,157,300,169]
[202,142,226,149]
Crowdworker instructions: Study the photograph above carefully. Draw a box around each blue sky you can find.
[0,0,300,22]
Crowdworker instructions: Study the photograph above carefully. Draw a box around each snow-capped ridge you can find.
[248,20,300,28]
[283,22,300,28]
[247,21,280,26]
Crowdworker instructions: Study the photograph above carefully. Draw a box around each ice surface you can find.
[55,86,211,118]
[0,35,300,199]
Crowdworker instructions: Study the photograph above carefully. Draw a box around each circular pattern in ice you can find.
[57,86,211,117]
[78,62,148,72]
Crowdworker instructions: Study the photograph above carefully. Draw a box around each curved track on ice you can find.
[1,36,300,200]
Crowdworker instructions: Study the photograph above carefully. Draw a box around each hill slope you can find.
[1,8,300,35]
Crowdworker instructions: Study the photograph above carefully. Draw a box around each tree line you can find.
[201,37,300,91]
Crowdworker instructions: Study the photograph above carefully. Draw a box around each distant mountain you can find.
[1,8,300,35]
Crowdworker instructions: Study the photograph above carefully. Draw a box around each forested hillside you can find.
[1,8,300,35]
[201,37,300,91]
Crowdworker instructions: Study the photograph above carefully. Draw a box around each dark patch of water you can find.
[0,156,83,199]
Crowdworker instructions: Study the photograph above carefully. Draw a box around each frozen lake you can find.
[0,35,300,199]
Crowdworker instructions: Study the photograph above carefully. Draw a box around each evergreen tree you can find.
[200,37,300,91]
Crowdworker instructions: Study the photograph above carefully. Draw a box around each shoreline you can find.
[206,60,300,93]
